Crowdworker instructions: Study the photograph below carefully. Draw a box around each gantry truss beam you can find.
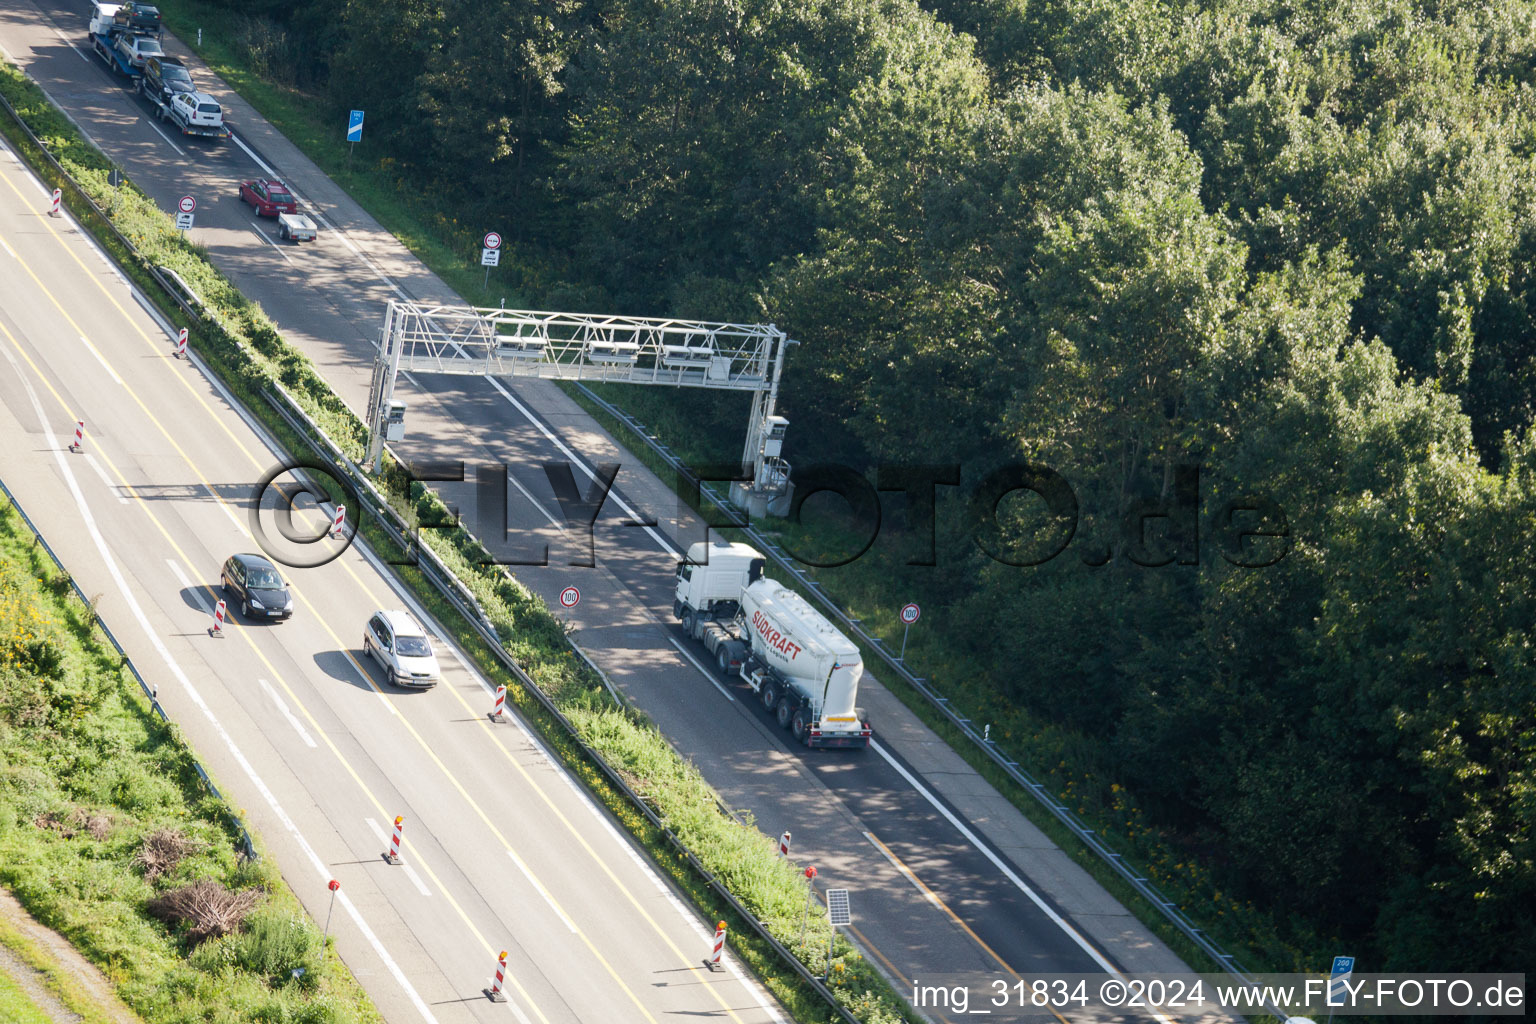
[365,302,795,504]
[377,302,785,390]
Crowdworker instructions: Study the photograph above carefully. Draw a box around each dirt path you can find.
[0,887,143,1024]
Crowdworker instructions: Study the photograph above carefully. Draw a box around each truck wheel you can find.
[672,599,683,620]
[681,607,696,634]
[760,679,777,711]
[791,708,810,744]
[775,699,793,729]
[715,646,733,676]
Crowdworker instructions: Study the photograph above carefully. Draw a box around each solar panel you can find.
[826,888,851,926]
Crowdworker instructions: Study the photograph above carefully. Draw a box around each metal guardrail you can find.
[1,77,864,1021]
[572,383,1280,1006]
[0,477,257,862]
[260,388,863,1024]
[0,85,199,327]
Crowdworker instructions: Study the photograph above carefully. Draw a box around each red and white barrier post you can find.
[487,684,507,723]
[702,921,727,971]
[68,420,84,453]
[382,814,404,865]
[49,188,61,216]
[778,830,791,858]
[209,599,227,637]
[484,950,509,1003]
[329,504,346,538]
[175,327,188,358]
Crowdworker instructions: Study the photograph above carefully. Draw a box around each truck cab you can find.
[87,1,122,36]
[673,541,764,631]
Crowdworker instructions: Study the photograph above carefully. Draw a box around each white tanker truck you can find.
[674,541,872,748]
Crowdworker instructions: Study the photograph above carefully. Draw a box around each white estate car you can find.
[363,610,441,688]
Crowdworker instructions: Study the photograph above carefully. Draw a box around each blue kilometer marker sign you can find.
[347,110,365,143]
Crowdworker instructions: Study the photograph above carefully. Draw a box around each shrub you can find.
[146,880,260,945]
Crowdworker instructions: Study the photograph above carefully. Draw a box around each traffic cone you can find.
[68,421,84,452]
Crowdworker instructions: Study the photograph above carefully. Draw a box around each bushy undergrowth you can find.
[0,503,376,1024]
[0,55,911,1024]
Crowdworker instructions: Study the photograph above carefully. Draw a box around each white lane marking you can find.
[233,117,676,567]
[871,738,1175,1024]
[0,344,440,1023]
[507,468,561,531]
[53,28,88,63]
[200,482,247,536]
[251,224,293,264]
[83,453,128,503]
[146,120,186,157]
[79,334,123,385]
[505,849,577,933]
[227,131,412,302]
[863,831,941,907]
[365,817,431,897]
[260,678,317,748]
[165,558,211,614]
[347,539,785,1022]
[521,713,787,1024]
[0,234,16,259]
[480,375,679,557]
[666,637,735,702]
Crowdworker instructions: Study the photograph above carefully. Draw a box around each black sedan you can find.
[220,553,293,621]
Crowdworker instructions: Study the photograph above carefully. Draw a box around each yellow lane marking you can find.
[7,178,766,1022]
[0,315,555,1024]
[862,831,1073,1024]
[0,165,270,471]
[1,195,699,1021]
[864,830,1018,974]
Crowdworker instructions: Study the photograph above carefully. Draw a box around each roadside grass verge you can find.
[62,0,1299,978]
[0,968,57,1024]
[0,908,146,1024]
[0,54,915,1024]
[148,0,533,307]
[565,382,1312,975]
[0,492,379,1024]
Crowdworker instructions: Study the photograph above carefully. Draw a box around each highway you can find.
[0,133,788,1024]
[0,2,1204,1022]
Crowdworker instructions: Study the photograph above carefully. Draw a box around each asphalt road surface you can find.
[0,139,789,1024]
[0,3,1211,1023]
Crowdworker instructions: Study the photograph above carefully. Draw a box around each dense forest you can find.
[216,0,1535,971]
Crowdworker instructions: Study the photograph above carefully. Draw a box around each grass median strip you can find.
[0,492,380,1024]
[0,53,916,1024]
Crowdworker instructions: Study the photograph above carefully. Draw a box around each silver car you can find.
[363,610,441,688]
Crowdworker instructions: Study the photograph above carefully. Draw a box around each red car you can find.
[238,179,297,217]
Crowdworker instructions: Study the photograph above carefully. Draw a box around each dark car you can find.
[238,179,297,217]
[220,553,293,620]
[141,56,193,99]
[113,1,162,37]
